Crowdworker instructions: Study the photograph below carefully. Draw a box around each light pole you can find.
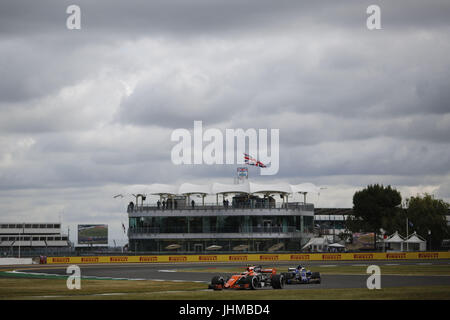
[428,230,431,251]
[406,217,409,252]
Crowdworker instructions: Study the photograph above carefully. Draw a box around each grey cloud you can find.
[2,1,449,38]
[1,0,449,238]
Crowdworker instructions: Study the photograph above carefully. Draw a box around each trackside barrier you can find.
[45,251,450,264]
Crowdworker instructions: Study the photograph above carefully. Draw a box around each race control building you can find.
[127,182,319,253]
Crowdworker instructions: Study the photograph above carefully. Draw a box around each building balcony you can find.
[128,202,314,217]
[128,226,315,239]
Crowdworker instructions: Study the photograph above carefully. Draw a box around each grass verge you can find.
[1,276,449,300]
[0,277,206,300]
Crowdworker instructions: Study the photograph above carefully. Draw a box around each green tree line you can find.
[345,184,449,249]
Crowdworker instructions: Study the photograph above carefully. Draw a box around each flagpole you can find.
[406,218,409,252]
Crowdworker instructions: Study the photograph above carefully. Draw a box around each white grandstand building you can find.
[126,181,321,253]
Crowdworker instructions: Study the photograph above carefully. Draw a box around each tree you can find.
[346,184,402,249]
[404,194,449,249]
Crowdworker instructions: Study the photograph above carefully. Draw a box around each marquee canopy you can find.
[133,182,322,197]
[384,231,405,243]
[405,232,426,244]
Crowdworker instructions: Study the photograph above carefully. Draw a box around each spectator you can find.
[157,200,161,209]
[191,200,195,208]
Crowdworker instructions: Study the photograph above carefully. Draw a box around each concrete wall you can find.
[0,258,34,265]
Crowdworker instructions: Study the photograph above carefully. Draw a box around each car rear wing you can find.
[261,268,276,273]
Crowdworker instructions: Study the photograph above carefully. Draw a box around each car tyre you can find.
[250,275,258,290]
[271,274,284,289]
[211,276,224,290]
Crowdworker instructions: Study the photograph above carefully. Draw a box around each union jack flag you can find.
[244,153,267,168]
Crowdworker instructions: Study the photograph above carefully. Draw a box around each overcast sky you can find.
[1,1,449,245]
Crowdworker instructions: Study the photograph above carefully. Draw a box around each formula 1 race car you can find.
[208,265,285,290]
[281,265,321,284]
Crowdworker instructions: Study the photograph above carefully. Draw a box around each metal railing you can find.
[128,202,314,212]
[128,226,307,234]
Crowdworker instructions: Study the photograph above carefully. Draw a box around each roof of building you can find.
[138,182,322,196]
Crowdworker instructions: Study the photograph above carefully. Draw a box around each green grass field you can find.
[0,277,449,300]
[0,263,449,300]
[0,277,206,300]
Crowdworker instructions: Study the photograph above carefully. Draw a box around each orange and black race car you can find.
[208,265,285,290]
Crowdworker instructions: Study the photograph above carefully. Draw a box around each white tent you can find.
[302,237,329,252]
[384,231,405,251]
[405,232,426,251]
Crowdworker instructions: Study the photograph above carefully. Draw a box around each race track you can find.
[8,259,450,290]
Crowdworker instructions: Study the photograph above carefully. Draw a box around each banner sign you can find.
[46,251,450,264]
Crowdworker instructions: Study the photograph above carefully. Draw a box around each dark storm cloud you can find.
[0,0,449,236]
[1,0,449,37]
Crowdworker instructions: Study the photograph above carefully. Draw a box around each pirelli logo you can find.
[52,257,70,263]
[139,256,158,262]
[322,254,341,260]
[386,253,406,259]
[110,256,128,262]
[290,254,310,260]
[260,255,278,261]
[169,256,187,262]
[229,255,247,261]
[81,257,99,263]
[353,253,374,260]
[418,253,439,259]
[199,256,217,261]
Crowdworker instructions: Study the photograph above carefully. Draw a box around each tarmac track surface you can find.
[9,259,450,290]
